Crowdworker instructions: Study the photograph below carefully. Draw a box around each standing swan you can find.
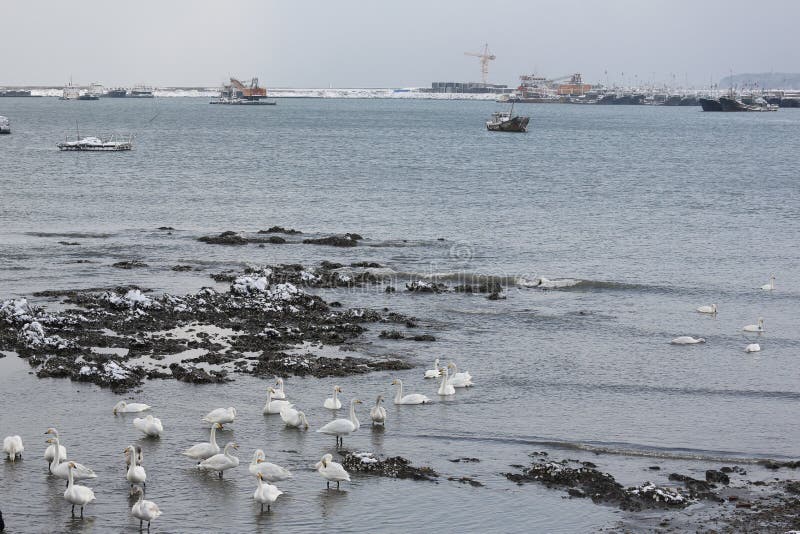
[253,472,283,512]
[742,318,765,333]
[317,398,362,447]
[370,395,387,425]
[3,436,23,462]
[391,379,430,405]
[113,401,151,414]
[696,304,717,315]
[202,407,236,428]
[280,405,310,429]
[263,387,292,415]
[437,367,455,396]
[44,428,67,464]
[182,423,222,461]
[272,377,287,400]
[760,275,775,291]
[424,358,441,379]
[198,442,239,478]
[124,445,147,493]
[133,415,163,438]
[316,453,350,489]
[324,386,343,410]
[249,450,292,482]
[131,486,162,531]
[64,462,96,518]
[125,446,143,471]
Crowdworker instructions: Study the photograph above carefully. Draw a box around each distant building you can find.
[427,82,511,94]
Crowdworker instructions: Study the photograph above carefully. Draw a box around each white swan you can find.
[124,445,147,491]
[47,437,97,482]
[263,387,293,415]
[124,445,143,470]
[742,317,765,333]
[198,442,239,478]
[447,362,473,388]
[438,367,455,396]
[112,401,151,414]
[696,304,718,315]
[3,435,23,462]
[424,358,441,379]
[64,462,96,518]
[670,336,706,345]
[182,423,221,460]
[323,385,343,410]
[249,449,292,482]
[202,407,236,427]
[279,405,309,429]
[370,395,387,425]
[133,415,163,438]
[44,428,67,464]
[316,453,350,489]
[131,486,162,530]
[745,343,761,353]
[272,377,287,400]
[760,275,775,291]
[254,473,283,512]
[317,398,362,447]
[391,379,430,405]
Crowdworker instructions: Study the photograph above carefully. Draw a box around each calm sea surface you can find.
[0,97,798,532]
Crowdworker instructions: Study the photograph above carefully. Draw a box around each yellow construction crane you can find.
[464,43,496,85]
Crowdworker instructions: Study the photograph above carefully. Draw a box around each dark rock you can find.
[384,286,396,293]
[259,226,302,235]
[112,260,148,269]
[329,301,343,308]
[320,261,344,270]
[157,226,175,230]
[58,241,80,246]
[303,235,359,247]
[448,457,480,463]
[267,236,286,244]
[351,261,383,268]
[706,470,731,485]
[411,334,436,342]
[346,233,364,241]
[759,459,800,470]
[568,488,586,498]
[340,451,437,481]
[487,291,506,300]
[379,330,404,340]
[210,271,238,282]
[406,280,447,293]
[198,231,247,245]
[171,265,193,272]
[649,466,661,471]
[169,363,229,384]
[786,481,800,494]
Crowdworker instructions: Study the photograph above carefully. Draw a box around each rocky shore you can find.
[0,262,428,392]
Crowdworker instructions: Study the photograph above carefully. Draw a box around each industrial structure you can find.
[464,43,496,85]
[211,77,275,105]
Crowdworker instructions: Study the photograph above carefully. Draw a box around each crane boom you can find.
[463,43,496,85]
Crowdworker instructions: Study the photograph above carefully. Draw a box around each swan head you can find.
[376,395,384,404]
[391,379,400,386]
[256,472,264,480]
[252,449,265,462]
[213,423,222,429]
[321,453,333,467]
[112,401,126,414]
[434,358,439,366]
[44,427,59,436]
[67,461,77,469]
[334,385,342,392]
[758,317,764,324]
[299,412,309,428]
[447,362,456,369]
[45,437,55,444]
[225,442,239,453]
[274,377,284,386]
[267,387,276,394]
[353,398,363,405]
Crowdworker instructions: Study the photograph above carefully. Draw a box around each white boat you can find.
[57,134,133,151]
[60,82,80,100]
[0,116,9,134]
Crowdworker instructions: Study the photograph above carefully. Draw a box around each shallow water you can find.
[1,97,799,532]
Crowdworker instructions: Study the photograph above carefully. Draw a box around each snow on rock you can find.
[102,289,156,310]
[20,321,73,349]
[232,275,270,295]
[628,482,689,505]
[353,452,379,464]
[269,283,303,301]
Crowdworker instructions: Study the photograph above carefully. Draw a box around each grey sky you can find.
[2,0,797,88]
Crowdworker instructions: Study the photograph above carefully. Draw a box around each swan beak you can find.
[257,458,264,463]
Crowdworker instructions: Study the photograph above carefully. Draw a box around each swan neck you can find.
[210,425,218,447]
[333,388,338,402]
[67,464,74,488]
[350,400,359,425]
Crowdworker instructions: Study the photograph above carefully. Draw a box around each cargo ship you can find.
[0,90,38,97]
[211,77,276,105]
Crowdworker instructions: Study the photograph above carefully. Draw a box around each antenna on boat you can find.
[76,120,79,140]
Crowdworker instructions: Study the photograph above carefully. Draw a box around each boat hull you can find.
[719,96,777,112]
[699,98,723,111]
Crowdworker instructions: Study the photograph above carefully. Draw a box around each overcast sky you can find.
[1,0,797,88]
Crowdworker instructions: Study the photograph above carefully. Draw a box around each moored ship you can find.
[210,77,276,105]
[719,95,777,112]
[486,104,530,132]
[699,97,723,111]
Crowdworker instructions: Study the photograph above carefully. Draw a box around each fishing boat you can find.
[0,116,10,134]
[129,85,155,98]
[60,81,80,100]
[719,95,777,112]
[699,97,723,111]
[57,133,133,151]
[486,103,530,132]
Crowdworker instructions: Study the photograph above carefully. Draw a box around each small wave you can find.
[25,232,114,239]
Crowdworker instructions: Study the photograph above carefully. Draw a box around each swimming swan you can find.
[446,362,473,388]
[3,435,23,462]
[696,304,718,315]
[249,449,292,482]
[760,275,775,291]
[317,398,362,447]
[113,401,151,414]
[424,358,441,379]
[745,343,761,353]
[44,428,67,464]
[438,367,456,396]
[370,395,387,425]
[315,453,350,489]
[742,318,765,333]
[391,379,430,405]
[202,407,236,427]
[272,377,287,400]
[670,336,706,345]
[133,415,163,438]
[182,423,222,461]
[263,388,292,415]
[324,385,343,410]
[124,445,146,491]
[47,437,97,482]
[279,405,309,429]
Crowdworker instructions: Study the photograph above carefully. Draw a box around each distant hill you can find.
[720,72,800,90]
